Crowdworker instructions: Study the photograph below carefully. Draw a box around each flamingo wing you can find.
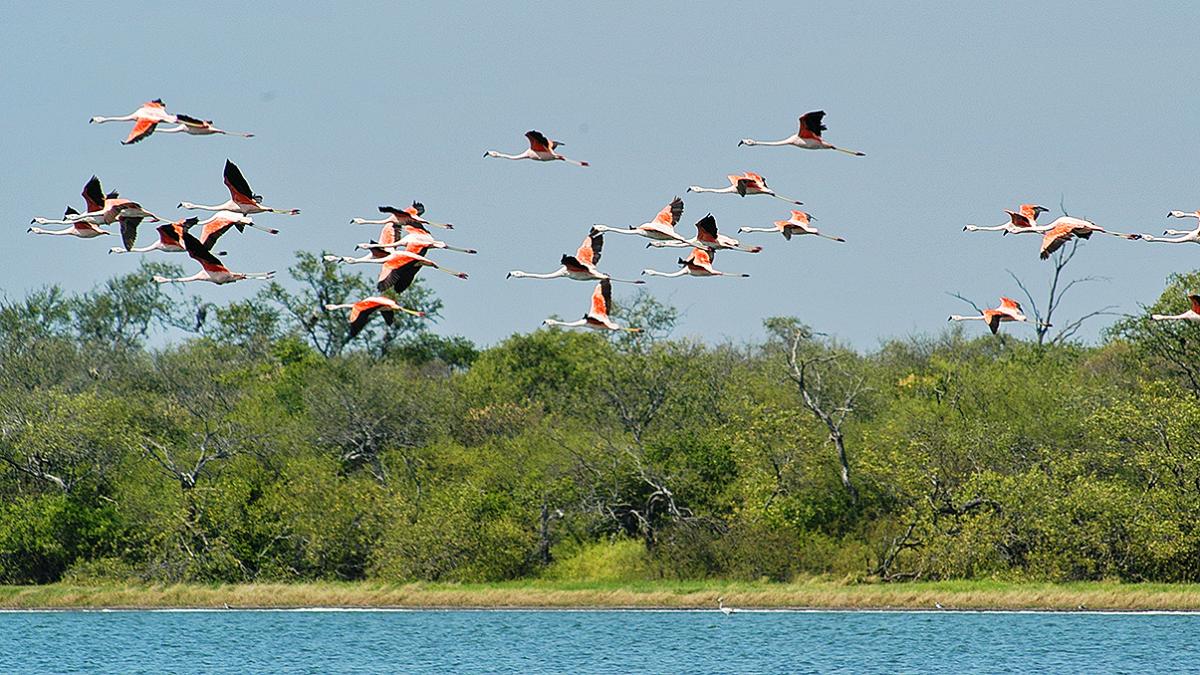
[123,118,158,145]
[577,228,603,265]
[118,216,143,251]
[175,113,208,129]
[695,214,719,241]
[1189,294,1200,315]
[200,218,236,249]
[156,223,183,247]
[408,201,425,217]
[1040,225,1073,259]
[378,257,422,293]
[590,279,612,318]
[561,254,589,273]
[798,111,827,139]
[223,160,260,205]
[652,196,684,227]
[182,232,228,272]
[984,310,1002,334]
[525,130,553,153]
[347,302,379,339]
[82,176,105,212]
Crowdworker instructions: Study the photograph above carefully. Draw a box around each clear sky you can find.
[3,2,1198,349]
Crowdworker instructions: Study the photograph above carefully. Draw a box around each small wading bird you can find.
[194,211,278,250]
[325,296,425,338]
[739,210,845,242]
[1150,294,1200,322]
[687,172,802,205]
[739,110,865,156]
[718,597,736,616]
[484,130,589,166]
[153,232,274,285]
[1038,216,1140,260]
[28,207,111,239]
[948,297,1029,334]
[542,279,641,332]
[648,214,762,253]
[90,99,178,145]
[592,197,693,246]
[109,218,207,254]
[1140,211,1200,244]
[179,160,300,215]
[963,204,1051,234]
[351,202,453,230]
[642,247,749,279]
[508,228,645,283]
[156,114,254,138]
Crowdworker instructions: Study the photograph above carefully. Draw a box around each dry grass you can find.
[4,579,1200,611]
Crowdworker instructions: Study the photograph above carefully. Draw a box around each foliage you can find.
[3,254,1200,586]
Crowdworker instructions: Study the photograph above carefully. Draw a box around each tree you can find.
[1110,270,1200,397]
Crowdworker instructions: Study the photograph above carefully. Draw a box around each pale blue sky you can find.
[3,2,1198,348]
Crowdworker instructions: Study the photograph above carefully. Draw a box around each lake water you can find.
[1,609,1198,673]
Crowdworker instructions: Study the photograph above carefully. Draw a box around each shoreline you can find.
[5,580,1200,612]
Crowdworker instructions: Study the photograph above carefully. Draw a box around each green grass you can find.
[4,578,1200,610]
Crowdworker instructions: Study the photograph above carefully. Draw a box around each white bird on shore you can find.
[718,597,736,616]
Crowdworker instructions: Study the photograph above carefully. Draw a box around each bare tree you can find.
[785,327,868,505]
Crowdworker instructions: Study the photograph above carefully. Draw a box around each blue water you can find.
[1,609,1198,673]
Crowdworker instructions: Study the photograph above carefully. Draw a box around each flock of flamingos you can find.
[27,100,1200,338]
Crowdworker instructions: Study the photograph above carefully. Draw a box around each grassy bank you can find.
[4,579,1200,611]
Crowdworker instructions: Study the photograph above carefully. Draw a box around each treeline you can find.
[3,254,1200,585]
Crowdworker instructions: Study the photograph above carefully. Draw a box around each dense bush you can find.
[2,255,1200,584]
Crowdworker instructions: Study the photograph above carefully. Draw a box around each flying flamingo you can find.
[506,228,645,284]
[1038,216,1140,260]
[963,204,1051,234]
[32,176,160,250]
[647,214,763,253]
[1151,294,1200,322]
[350,202,453,230]
[739,210,846,242]
[355,209,475,255]
[687,172,802,205]
[152,232,274,285]
[1141,211,1200,244]
[109,218,203,254]
[156,114,254,138]
[948,297,1029,334]
[178,160,301,215]
[542,279,641,333]
[739,110,865,156]
[28,207,111,239]
[89,99,178,145]
[484,130,589,166]
[592,197,694,246]
[326,242,467,292]
[325,296,425,338]
[642,247,749,279]
[194,211,278,250]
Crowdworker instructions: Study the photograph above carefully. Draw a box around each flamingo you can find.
[507,228,645,284]
[32,176,160,250]
[350,202,453,230]
[152,232,274,285]
[739,210,846,242]
[1038,216,1140,260]
[1151,294,1200,322]
[647,214,763,253]
[178,160,301,215]
[89,99,178,145]
[739,111,865,156]
[687,172,802,205]
[28,207,111,239]
[718,597,736,616]
[327,242,467,293]
[963,204,1051,234]
[642,247,749,279]
[484,130,589,166]
[325,296,425,338]
[948,297,1029,334]
[156,114,254,138]
[542,279,641,332]
[194,211,279,250]
[1141,211,1200,244]
[109,218,203,254]
[592,197,695,246]
[355,210,475,255]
